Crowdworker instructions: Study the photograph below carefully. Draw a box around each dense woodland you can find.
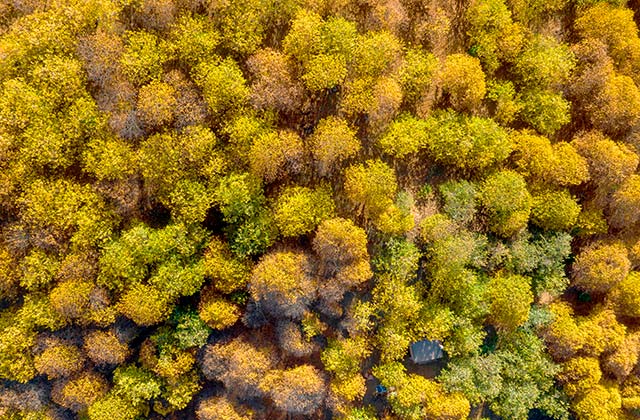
[3,0,640,418]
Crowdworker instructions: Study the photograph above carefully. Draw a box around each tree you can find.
[378,114,430,159]
[487,273,533,331]
[87,393,142,420]
[34,343,85,379]
[247,48,303,112]
[513,35,575,89]
[557,357,602,398]
[192,58,249,118]
[439,354,503,406]
[260,365,327,415]
[249,250,316,320]
[322,337,371,381]
[165,179,214,225]
[276,320,316,358]
[83,330,129,365]
[196,396,251,420]
[313,217,371,279]
[380,371,470,420]
[136,80,176,128]
[120,30,167,86]
[551,142,591,187]
[543,302,585,360]
[423,111,512,173]
[486,79,523,125]
[248,129,304,183]
[479,170,532,237]
[438,180,478,224]
[168,14,219,68]
[198,294,240,330]
[611,272,640,318]
[466,0,523,74]
[572,131,638,194]
[18,178,117,249]
[580,306,626,357]
[309,116,361,176]
[344,160,397,220]
[520,89,571,135]
[111,365,163,406]
[52,371,109,413]
[511,132,589,187]
[572,384,623,420]
[399,48,438,105]
[117,283,172,326]
[603,333,640,381]
[201,338,275,399]
[439,53,486,112]
[572,242,630,294]
[609,175,640,228]
[202,237,251,294]
[302,53,348,91]
[272,185,335,237]
[48,280,93,321]
[574,3,640,78]
[531,189,581,231]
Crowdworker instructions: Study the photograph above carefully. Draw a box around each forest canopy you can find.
[1,0,640,419]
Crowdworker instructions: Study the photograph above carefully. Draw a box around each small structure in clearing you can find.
[409,340,444,364]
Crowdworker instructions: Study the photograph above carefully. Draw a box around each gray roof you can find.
[409,340,444,364]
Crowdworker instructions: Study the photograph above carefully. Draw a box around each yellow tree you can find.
[260,365,327,416]
[249,250,316,320]
[439,53,486,112]
[572,242,630,294]
[309,116,360,177]
[487,273,533,331]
